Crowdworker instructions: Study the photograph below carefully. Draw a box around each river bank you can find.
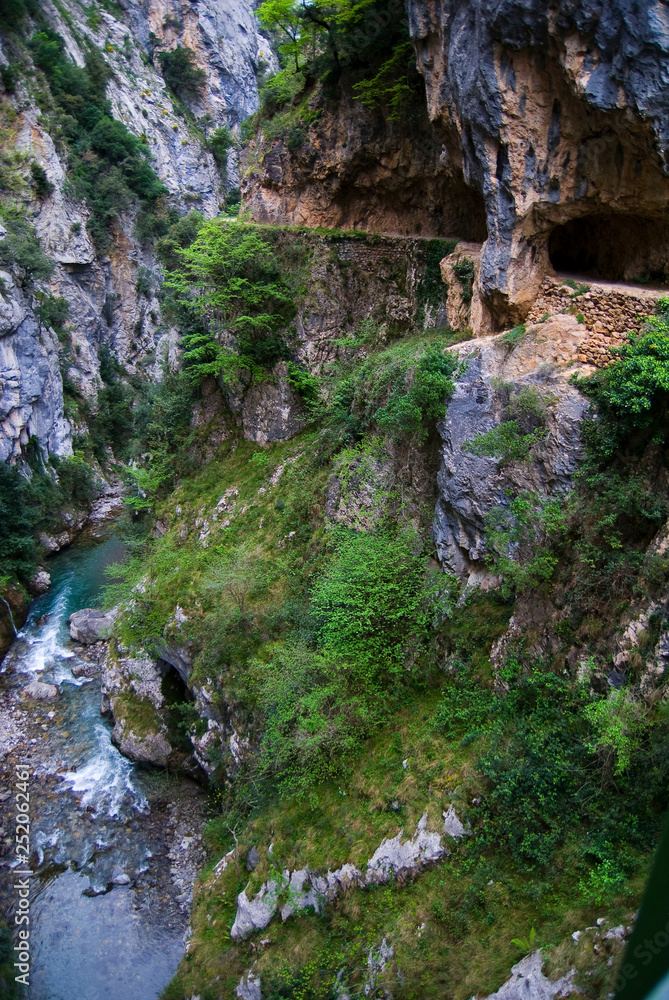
[0,534,207,1000]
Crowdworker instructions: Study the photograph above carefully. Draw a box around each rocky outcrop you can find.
[229,807,466,941]
[236,971,262,1000]
[482,950,578,1000]
[408,0,669,327]
[433,316,591,583]
[231,361,307,446]
[243,84,486,239]
[68,608,117,645]
[101,645,175,767]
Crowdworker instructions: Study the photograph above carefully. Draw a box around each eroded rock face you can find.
[408,0,669,326]
[433,316,591,583]
[243,84,486,239]
[0,0,267,461]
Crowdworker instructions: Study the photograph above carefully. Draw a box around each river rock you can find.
[27,570,51,596]
[69,608,117,645]
[71,659,102,679]
[21,680,59,701]
[482,950,578,1000]
[111,719,172,768]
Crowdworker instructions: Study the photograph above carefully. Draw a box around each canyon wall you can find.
[0,0,269,461]
[407,0,669,326]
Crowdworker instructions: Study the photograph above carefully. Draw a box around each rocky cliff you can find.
[241,82,487,239]
[407,0,669,325]
[0,0,270,462]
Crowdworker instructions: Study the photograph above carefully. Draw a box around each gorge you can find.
[1,1,669,998]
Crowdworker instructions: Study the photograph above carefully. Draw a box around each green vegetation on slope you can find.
[94,247,668,997]
[29,27,168,246]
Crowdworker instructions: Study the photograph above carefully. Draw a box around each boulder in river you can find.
[68,607,117,645]
[27,570,51,596]
[21,680,59,701]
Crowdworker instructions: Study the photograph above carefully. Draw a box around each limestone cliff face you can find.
[0,0,269,461]
[242,84,487,239]
[407,0,669,326]
[433,315,591,584]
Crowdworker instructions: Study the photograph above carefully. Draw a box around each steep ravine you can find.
[1,0,669,998]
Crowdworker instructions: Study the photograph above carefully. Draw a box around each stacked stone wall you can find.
[527,278,665,366]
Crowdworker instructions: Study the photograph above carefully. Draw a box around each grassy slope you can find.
[110,417,645,1000]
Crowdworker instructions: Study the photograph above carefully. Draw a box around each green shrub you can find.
[374,343,459,441]
[157,46,206,101]
[0,461,38,578]
[254,643,372,796]
[464,385,549,466]
[36,293,69,330]
[0,0,38,29]
[483,493,566,596]
[155,210,203,270]
[30,161,54,197]
[52,452,99,504]
[208,126,234,174]
[1,64,19,92]
[0,214,54,281]
[453,257,475,303]
[574,323,669,459]
[311,527,438,681]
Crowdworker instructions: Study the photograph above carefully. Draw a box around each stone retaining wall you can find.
[527,277,666,366]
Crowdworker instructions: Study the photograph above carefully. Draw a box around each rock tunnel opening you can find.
[548,214,669,283]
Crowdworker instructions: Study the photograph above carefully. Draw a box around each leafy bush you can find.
[484,493,566,597]
[574,322,669,459]
[208,126,234,174]
[158,46,206,101]
[51,453,100,504]
[323,340,460,455]
[37,293,69,330]
[374,344,459,440]
[0,461,38,578]
[0,64,18,92]
[0,0,37,29]
[155,210,203,270]
[453,257,475,303]
[30,161,54,198]
[464,385,549,466]
[254,643,372,796]
[88,347,133,459]
[311,528,437,682]
[0,214,54,282]
[584,688,648,776]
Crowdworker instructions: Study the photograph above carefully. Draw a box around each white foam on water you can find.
[16,581,75,676]
[62,723,148,819]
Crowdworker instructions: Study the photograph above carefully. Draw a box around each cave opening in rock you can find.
[548,214,669,283]
[160,662,196,751]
